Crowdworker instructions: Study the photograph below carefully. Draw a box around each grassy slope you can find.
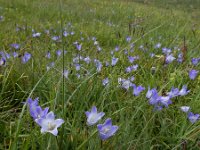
[0,0,200,149]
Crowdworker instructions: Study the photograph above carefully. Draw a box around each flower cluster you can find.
[146,85,190,110]
[85,106,118,140]
[180,106,200,123]
[27,97,64,136]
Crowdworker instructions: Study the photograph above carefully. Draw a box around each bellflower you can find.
[46,51,51,59]
[180,106,190,113]
[188,112,200,124]
[22,52,31,63]
[95,60,102,72]
[56,50,62,57]
[102,78,109,86]
[126,36,131,42]
[97,118,118,140]
[162,47,171,54]
[189,69,199,80]
[179,85,190,96]
[165,54,175,64]
[35,111,64,136]
[146,87,157,99]
[155,43,161,49]
[191,58,200,66]
[167,87,179,98]
[27,97,48,120]
[85,106,105,126]
[160,96,172,107]
[111,57,118,66]
[0,57,6,66]
[63,70,69,79]
[13,52,18,58]
[10,43,20,50]
[32,32,41,38]
[177,53,183,63]
[133,85,145,96]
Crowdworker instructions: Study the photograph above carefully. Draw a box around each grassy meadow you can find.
[0,0,200,149]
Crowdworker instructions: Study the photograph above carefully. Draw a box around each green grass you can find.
[0,0,200,149]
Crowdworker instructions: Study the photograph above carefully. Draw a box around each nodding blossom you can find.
[32,32,41,38]
[35,111,64,136]
[132,85,145,96]
[85,106,105,126]
[179,85,190,96]
[102,78,109,86]
[10,43,20,50]
[187,112,200,124]
[22,52,31,63]
[27,98,49,120]
[189,69,199,80]
[111,57,118,66]
[97,118,118,140]
[191,58,200,66]
[165,54,175,64]
[180,106,190,113]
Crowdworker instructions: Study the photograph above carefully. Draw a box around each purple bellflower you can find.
[167,87,179,98]
[102,78,109,86]
[188,112,200,124]
[165,54,175,64]
[189,69,199,80]
[180,106,190,113]
[133,85,145,96]
[111,57,119,66]
[191,58,200,66]
[179,85,190,96]
[35,111,64,136]
[22,52,31,63]
[97,118,118,140]
[10,43,20,50]
[85,106,105,126]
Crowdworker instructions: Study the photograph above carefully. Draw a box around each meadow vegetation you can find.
[0,0,200,149]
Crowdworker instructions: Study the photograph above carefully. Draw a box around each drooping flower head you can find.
[179,85,190,96]
[189,69,199,80]
[188,112,200,124]
[111,57,119,66]
[167,87,179,98]
[133,85,145,96]
[22,52,31,63]
[97,118,118,140]
[35,111,64,136]
[85,106,105,126]
[180,106,190,113]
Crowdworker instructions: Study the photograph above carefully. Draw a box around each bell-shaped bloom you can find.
[97,118,118,140]
[180,106,190,113]
[167,87,179,98]
[111,57,118,66]
[146,87,157,99]
[189,69,199,80]
[32,32,41,38]
[35,111,64,136]
[133,85,145,96]
[10,43,20,50]
[188,112,200,124]
[30,106,49,120]
[165,54,175,64]
[85,106,105,126]
[160,96,172,107]
[191,58,200,66]
[179,85,190,96]
[102,78,109,86]
[22,52,31,63]
[27,97,49,120]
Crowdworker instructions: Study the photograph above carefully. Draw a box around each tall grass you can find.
[0,0,200,149]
